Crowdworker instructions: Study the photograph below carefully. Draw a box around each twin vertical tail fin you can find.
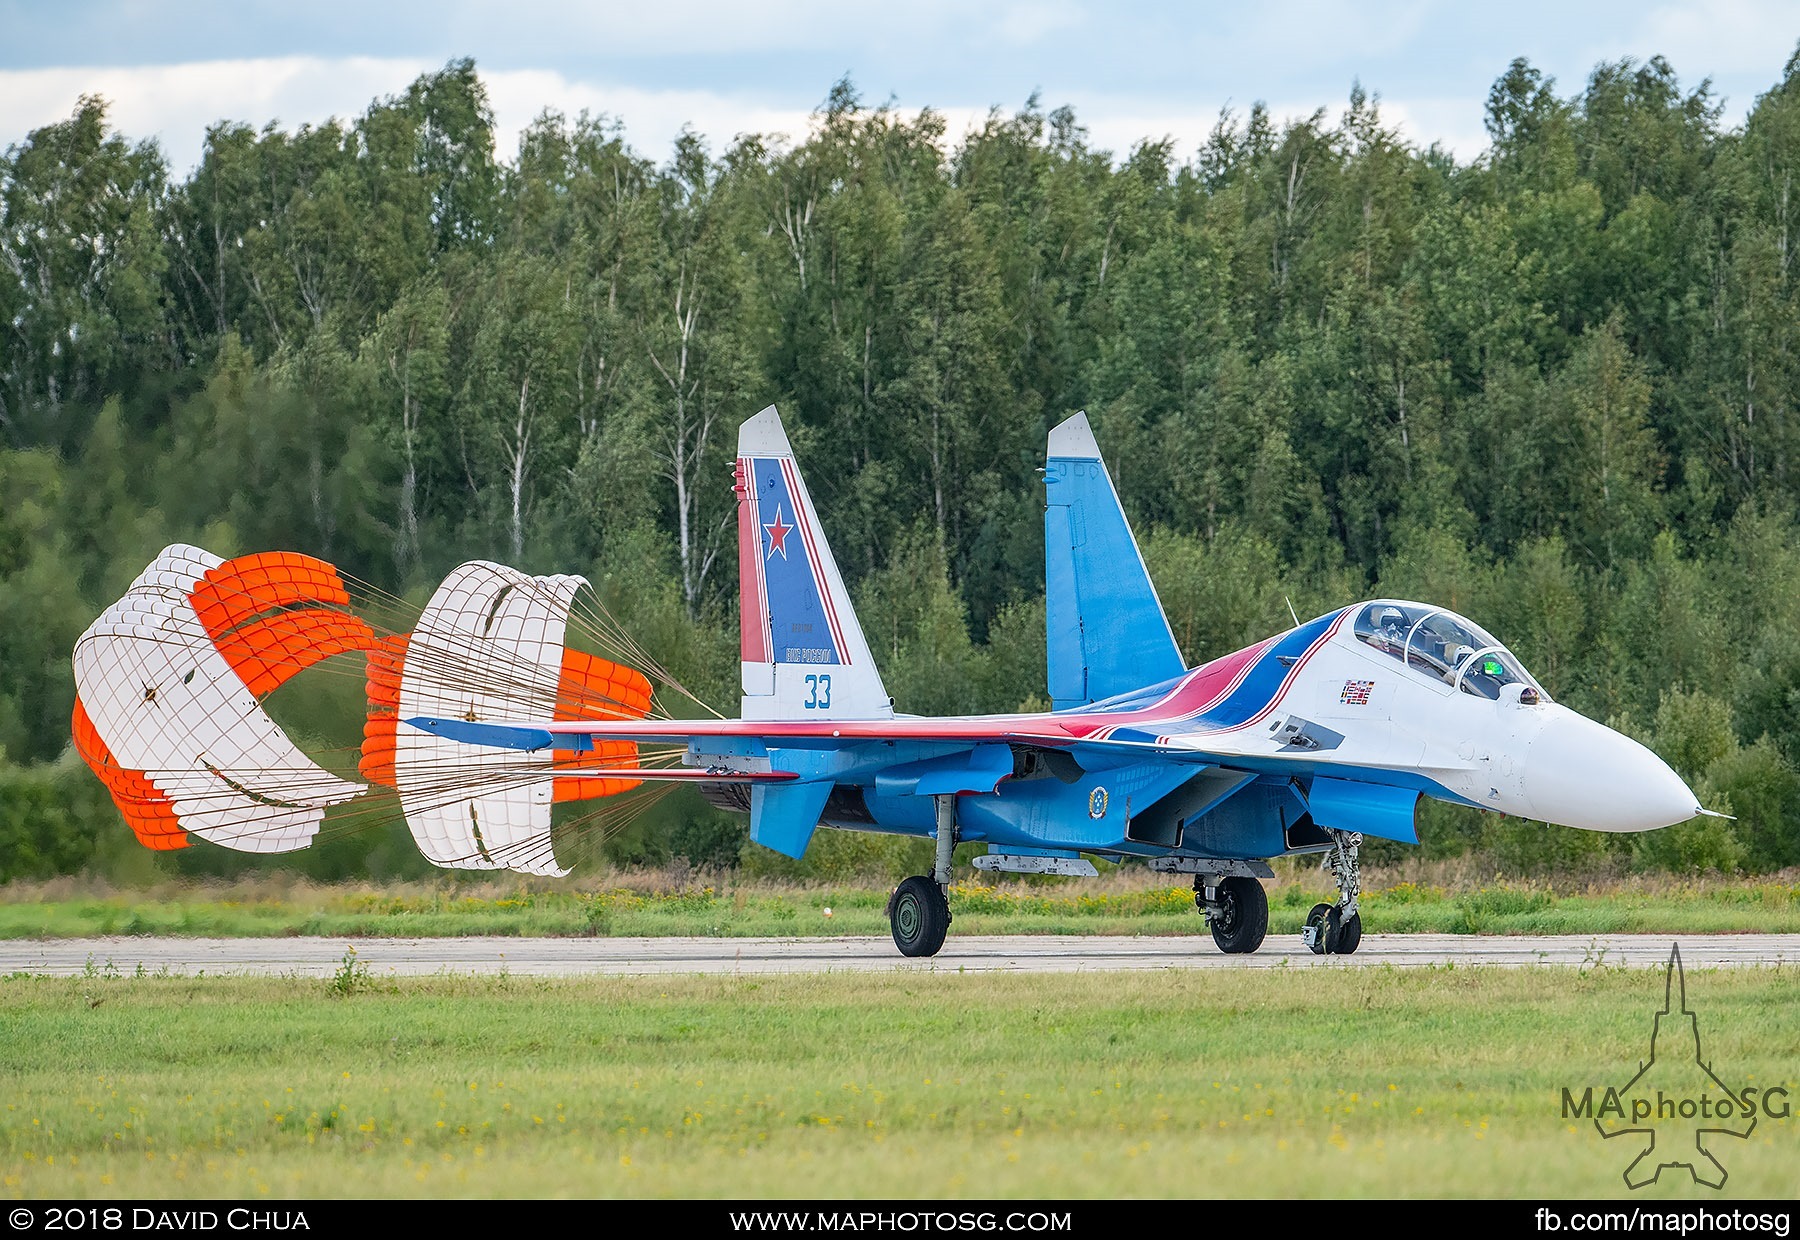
[1043,412,1185,708]
[735,406,892,722]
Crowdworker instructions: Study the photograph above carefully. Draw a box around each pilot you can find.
[1444,642,1474,685]
[1374,606,1407,652]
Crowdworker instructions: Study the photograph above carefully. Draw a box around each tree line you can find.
[6,52,1800,881]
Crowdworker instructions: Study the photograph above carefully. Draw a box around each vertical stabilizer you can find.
[735,406,892,720]
[1044,412,1185,708]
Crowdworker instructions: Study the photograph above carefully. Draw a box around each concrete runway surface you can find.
[2,933,1796,977]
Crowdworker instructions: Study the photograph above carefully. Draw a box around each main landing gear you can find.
[1199,874,1269,954]
[888,875,951,957]
[1150,859,1276,954]
[1301,829,1363,955]
[888,794,956,957]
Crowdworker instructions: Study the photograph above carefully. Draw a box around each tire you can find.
[1326,907,1362,955]
[888,875,951,957]
[1209,876,1269,954]
[1304,902,1332,955]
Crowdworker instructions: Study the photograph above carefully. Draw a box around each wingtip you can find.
[1047,410,1101,461]
[738,404,793,457]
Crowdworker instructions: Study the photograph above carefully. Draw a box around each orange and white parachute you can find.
[71,545,375,852]
[362,560,651,876]
[72,545,665,872]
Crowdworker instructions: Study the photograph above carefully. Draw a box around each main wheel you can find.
[888,875,951,957]
[1208,876,1269,954]
[1304,902,1332,955]
[1325,907,1362,955]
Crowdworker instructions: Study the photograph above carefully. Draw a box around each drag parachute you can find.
[71,545,375,852]
[72,545,660,875]
[376,561,651,876]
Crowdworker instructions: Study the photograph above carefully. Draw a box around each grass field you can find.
[4,866,1800,938]
[1,965,1795,1199]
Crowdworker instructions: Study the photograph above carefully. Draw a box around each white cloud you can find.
[0,57,826,172]
[992,0,1085,45]
[478,69,818,160]
[432,0,973,56]
[1221,0,1440,72]
[1375,96,1492,157]
[1062,91,1491,161]
[0,55,1494,180]
[1614,0,1799,77]
[0,57,434,170]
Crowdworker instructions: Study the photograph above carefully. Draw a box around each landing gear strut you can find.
[888,795,956,957]
[1302,829,1363,955]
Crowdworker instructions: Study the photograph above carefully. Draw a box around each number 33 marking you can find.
[804,673,832,709]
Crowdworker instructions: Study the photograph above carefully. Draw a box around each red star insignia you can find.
[763,506,794,560]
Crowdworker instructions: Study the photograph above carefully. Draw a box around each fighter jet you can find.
[412,407,1704,957]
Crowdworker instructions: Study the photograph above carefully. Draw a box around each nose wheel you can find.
[1303,902,1363,954]
[1301,829,1364,954]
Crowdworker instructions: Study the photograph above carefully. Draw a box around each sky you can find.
[2,0,1798,173]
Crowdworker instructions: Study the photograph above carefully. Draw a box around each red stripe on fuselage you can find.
[531,614,1357,749]
[532,627,1319,747]
[1218,607,1353,734]
[1076,636,1274,742]
[1158,608,1353,743]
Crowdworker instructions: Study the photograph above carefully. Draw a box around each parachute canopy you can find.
[71,545,374,852]
[385,561,651,877]
[72,546,656,875]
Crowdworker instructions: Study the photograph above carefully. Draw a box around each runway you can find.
[2,933,1796,977]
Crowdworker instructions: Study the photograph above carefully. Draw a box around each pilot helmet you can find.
[1377,606,1404,628]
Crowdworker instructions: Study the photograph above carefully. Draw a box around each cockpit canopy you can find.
[1351,600,1547,701]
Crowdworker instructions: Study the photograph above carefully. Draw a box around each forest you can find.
[5,50,1800,882]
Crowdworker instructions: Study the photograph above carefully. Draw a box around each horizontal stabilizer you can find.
[541,768,797,783]
[404,717,799,782]
[408,718,554,751]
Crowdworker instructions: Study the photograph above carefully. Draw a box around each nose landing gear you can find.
[1301,829,1363,954]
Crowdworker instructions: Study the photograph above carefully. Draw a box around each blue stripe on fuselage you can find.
[749,458,840,666]
[1161,609,1345,736]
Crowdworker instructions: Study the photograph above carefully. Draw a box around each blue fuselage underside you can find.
[762,738,1465,860]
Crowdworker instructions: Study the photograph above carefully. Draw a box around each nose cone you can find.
[1522,707,1701,831]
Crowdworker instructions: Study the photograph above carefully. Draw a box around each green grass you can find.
[1,967,1795,1198]
[4,871,1800,938]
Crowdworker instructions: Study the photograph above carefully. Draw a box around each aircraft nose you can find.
[1522,708,1701,832]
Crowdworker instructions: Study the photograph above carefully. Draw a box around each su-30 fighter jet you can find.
[412,407,1707,957]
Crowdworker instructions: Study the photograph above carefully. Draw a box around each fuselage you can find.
[677,600,1701,861]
